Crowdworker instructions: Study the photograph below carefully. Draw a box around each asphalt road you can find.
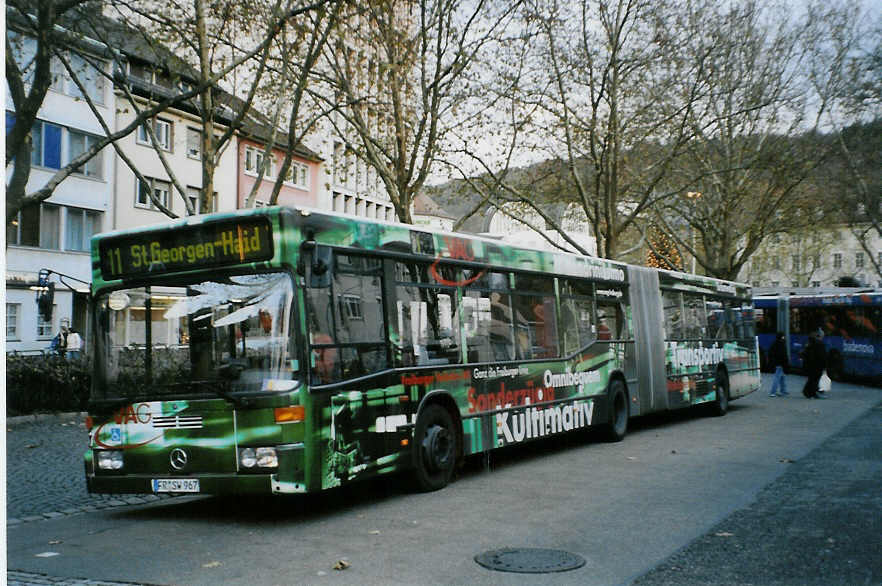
[6,374,881,585]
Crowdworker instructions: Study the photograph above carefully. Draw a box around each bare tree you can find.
[105,0,338,215]
[653,0,873,281]
[445,0,710,259]
[316,0,521,224]
[6,0,334,223]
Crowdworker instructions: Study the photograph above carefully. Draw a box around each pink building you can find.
[236,132,323,210]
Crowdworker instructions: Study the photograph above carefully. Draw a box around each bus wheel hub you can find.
[422,424,452,472]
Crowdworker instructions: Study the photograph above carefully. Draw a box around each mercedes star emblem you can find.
[169,448,189,471]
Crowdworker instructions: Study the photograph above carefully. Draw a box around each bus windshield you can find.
[92,272,297,401]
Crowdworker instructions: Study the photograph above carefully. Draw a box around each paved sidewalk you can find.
[5,413,175,524]
[634,401,882,585]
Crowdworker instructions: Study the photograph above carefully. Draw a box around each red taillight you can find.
[274,406,305,424]
[84,416,94,431]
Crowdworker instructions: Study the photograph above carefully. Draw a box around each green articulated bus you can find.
[85,206,760,495]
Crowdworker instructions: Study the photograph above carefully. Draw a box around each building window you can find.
[186,186,216,214]
[771,281,780,287]
[136,177,171,210]
[6,304,21,340]
[812,281,821,287]
[856,252,864,268]
[8,32,106,99]
[68,52,106,104]
[833,253,842,269]
[8,31,37,85]
[30,120,63,169]
[244,146,275,178]
[284,161,309,189]
[341,294,364,320]
[791,281,799,287]
[65,208,101,251]
[68,130,103,179]
[37,305,55,338]
[792,255,800,271]
[6,203,59,248]
[186,127,201,159]
[137,118,172,151]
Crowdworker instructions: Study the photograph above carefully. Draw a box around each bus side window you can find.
[739,303,755,338]
[306,252,388,384]
[464,271,514,363]
[512,274,558,360]
[560,279,594,352]
[663,291,683,340]
[683,294,707,339]
[596,301,626,341]
[393,262,460,367]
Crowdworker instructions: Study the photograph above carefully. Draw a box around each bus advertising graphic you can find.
[84,207,759,496]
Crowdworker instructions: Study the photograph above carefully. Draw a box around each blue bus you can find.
[754,288,882,383]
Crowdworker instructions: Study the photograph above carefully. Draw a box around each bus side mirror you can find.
[310,245,332,288]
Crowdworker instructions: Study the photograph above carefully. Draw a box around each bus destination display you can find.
[99,217,273,280]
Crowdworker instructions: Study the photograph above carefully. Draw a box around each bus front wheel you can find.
[710,369,729,416]
[602,379,629,442]
[412,404,456,492]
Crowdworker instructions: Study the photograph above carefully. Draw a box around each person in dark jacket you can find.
[801,330,827,399]
[768,332,789,396]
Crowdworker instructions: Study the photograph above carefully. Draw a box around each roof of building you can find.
[9,2,320,162]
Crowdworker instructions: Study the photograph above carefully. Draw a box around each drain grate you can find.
[474,547,586,574]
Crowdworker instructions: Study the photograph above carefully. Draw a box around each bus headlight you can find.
[96,450,124,470]
[239,447,278,469]
[256,447,278,468]
[240,447,257,468]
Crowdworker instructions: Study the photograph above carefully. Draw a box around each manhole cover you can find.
[474,547,586,574]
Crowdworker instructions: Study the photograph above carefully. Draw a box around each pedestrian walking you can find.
[801,329,827,399]
[768,332,789,396]
[66,327,83,360]
[52,324,69,358]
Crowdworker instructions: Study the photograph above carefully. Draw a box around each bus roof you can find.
[92,205,751,295]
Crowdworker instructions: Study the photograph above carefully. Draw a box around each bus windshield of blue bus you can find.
[92,272,297,400]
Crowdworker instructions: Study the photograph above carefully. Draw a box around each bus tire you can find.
[602,379,629,442]
[710,369,729,416]
[412,404,456,492]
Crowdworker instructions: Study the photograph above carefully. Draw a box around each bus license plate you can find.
[152,478,200,493]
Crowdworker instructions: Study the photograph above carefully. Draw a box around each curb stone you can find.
[7,569,157,585]
[6,494,180,528]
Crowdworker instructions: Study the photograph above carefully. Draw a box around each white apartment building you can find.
[112,60,238,231]
[6,27,115,352]
[740,225,882,289]
[412,193,598,255]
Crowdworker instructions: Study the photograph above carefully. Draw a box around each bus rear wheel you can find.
[710,369,729,416]
[602,379,629,442]
[412,404,456,492]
